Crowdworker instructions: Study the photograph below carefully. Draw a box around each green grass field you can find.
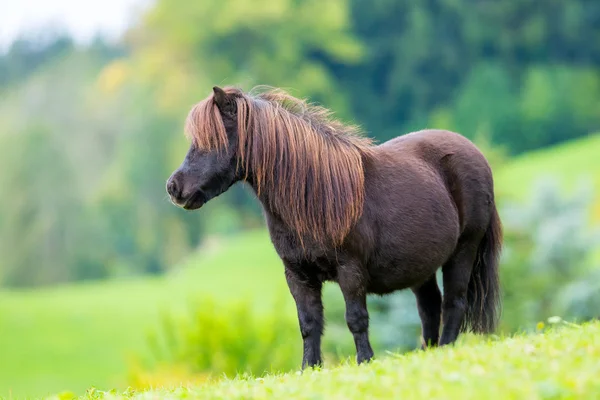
[2,133,600,399]
[0,231,295,398]
[495,133,600,218]
[54,322,600,400]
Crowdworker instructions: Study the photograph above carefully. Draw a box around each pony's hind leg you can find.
[439,236,480,345]
[411,274,442,348]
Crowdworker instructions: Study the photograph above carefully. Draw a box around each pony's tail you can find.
[462,204,503,334]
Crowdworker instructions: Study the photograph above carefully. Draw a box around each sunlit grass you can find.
[55,321,600,400]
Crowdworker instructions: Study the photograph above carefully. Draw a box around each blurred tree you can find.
[0,40,178,283]
[90,86,206,276]
[125,0,363,118]
[0,124,79,286]
[0,29,125,90]
[0,33,72,88]
[332,0,600,150]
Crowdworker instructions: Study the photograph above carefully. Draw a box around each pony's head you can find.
[167,85,374,246]
[166,86,241,210]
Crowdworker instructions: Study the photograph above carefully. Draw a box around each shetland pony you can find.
[167,86,502,368]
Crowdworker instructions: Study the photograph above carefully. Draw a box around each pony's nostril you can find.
[167,178,179,198]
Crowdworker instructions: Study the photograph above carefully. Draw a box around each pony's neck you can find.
[235,110,373,247]
[243,170,274,210]
[241,167,294,231]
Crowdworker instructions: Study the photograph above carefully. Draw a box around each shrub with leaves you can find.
[500,177,600,331]
[367,292,422,352]
[131,296,301,388]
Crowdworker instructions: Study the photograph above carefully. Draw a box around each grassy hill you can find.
[2,133,600,398]
[0,231,295,398]
[54,321,600,400]
[495,133,600,220]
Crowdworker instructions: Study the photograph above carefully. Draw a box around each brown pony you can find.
[167,86,502,368]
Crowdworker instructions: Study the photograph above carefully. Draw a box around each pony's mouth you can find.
[182,190,206,210]
[169,189,206,210]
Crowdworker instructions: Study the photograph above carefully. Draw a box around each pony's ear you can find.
[213,86,236,115]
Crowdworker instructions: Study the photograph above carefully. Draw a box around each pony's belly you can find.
[361,188,461,294]
[366,263,440,294]
[365,241,455,294]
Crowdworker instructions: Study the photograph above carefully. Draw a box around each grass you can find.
[0,230,295,399]
[495,133,600,218]
[51,321,600,400]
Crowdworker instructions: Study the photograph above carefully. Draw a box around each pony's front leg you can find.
[284,261,324,369]
[338,262,374,364]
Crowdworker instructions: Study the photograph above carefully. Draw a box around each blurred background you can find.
[1,0,599,397]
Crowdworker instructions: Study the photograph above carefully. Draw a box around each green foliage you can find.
[52,321,600,399]
[516,66,600,152]
[428,63,600,154]
[131,0,362,118]
[366,292,422,352]
[0,124,80,285]
[557,269,600,322]
[136,297,301,381]
[500,178,600,332]
[341,0,600,151]
[0,32,73,88]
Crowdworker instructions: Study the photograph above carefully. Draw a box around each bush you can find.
[557,269,600,322]
[129,296,302,389]
[367,291,422,352]
[499,178,600,331]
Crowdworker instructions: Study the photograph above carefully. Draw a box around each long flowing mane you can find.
[184,86,375,246]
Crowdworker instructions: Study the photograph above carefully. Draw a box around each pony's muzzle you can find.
[166,172,206,210]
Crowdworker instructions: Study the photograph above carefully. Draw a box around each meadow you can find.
[1,133,599,398]
[0,231,295,398]
[58,321,600,400]
[495,133,600,220]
